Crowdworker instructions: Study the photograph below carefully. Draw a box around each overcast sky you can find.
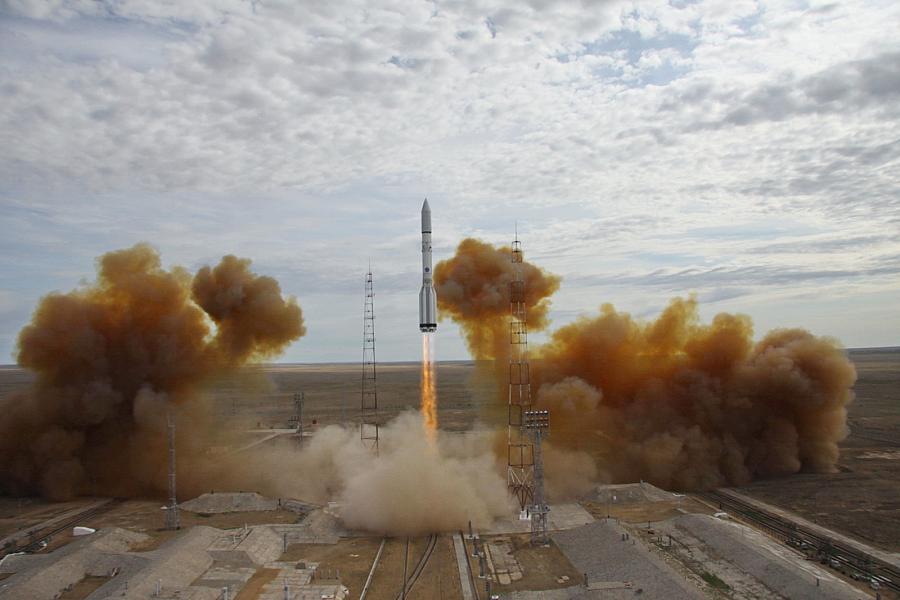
[1,0,898,363]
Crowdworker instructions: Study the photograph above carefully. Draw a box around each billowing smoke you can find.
[292,413,512,535]
[433,238,560,361]
[0,244,305,500]
[434,239,856,493]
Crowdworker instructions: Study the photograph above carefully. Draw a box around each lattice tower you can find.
[361,267,379,453]
[508,234,535,510]
[526,410,550,544]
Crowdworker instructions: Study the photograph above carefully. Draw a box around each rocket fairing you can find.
[419,199,437,333]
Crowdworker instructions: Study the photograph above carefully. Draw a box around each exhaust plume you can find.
[421,334,438,439]
[434,239,856,492]
[293,413,512,535]
[0,244,305,500]
[433,238,560,361]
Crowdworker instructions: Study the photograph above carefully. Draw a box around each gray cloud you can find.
[682,51,900,130]
[1,0,899,359]
[569,259,900,291]
[751,233,900,255]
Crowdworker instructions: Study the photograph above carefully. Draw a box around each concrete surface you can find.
[671,513,871,600]
[553,519,704,600]
[485,503,594,535]
[453,533,475,600]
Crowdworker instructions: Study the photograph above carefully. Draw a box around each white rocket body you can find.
[419,199,437,332]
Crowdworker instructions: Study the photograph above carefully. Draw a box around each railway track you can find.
[359,537,386,600]
[396,533,438,600]
[851,433,900,448]
[699,490,899,593]
[1,498,123,557]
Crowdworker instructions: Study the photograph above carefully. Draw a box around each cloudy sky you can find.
[1,0,898,363]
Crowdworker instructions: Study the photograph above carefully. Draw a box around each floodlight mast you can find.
[525,409,550,545]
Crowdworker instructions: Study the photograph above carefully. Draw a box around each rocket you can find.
[419,199,437,332]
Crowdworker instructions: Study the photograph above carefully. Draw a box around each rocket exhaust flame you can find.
[421,334,438,440]
[419,199,438,441]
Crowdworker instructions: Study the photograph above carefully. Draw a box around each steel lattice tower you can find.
[165,413,180,530]
[360,267,379,453]
[508,234,535,510]
[525,410,550,544]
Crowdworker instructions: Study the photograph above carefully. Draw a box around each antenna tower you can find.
[525,410,550,544]
[361,266,379,453]
[165,413,180,530]
[508,231,535,510]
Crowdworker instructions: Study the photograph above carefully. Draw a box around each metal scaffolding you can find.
[525,409,550,545]
[508,234,535,510]
[360,266,379,454]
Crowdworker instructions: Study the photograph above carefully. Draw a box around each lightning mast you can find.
[507,231,535,511]
[361,265,379,453]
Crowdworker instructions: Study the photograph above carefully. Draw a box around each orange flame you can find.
[421,334,438,440]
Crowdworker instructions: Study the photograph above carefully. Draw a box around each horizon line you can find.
[0,345,896,369]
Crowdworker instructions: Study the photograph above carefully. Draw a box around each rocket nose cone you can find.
[421,198,432,232]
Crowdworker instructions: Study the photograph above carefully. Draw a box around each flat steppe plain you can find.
[1,348,898,551]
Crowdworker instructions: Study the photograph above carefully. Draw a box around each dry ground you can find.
[491,533,584,592]
[56,575,110,600]
[234,567,279,600]
[410,535,463,600]
[281,536,381,598]
[206,361,498,432]
[364,536,427,600]
[736,348,900,551]
[581,498,714,524]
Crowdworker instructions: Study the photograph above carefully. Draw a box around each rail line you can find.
[1,498,123,557]
[850,432,900,448]
[359,537,386,600]
[698,490,899,593]
[395,533,438,600]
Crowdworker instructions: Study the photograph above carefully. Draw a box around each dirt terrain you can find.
[207,360,497,433]
[736,348,900,552]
